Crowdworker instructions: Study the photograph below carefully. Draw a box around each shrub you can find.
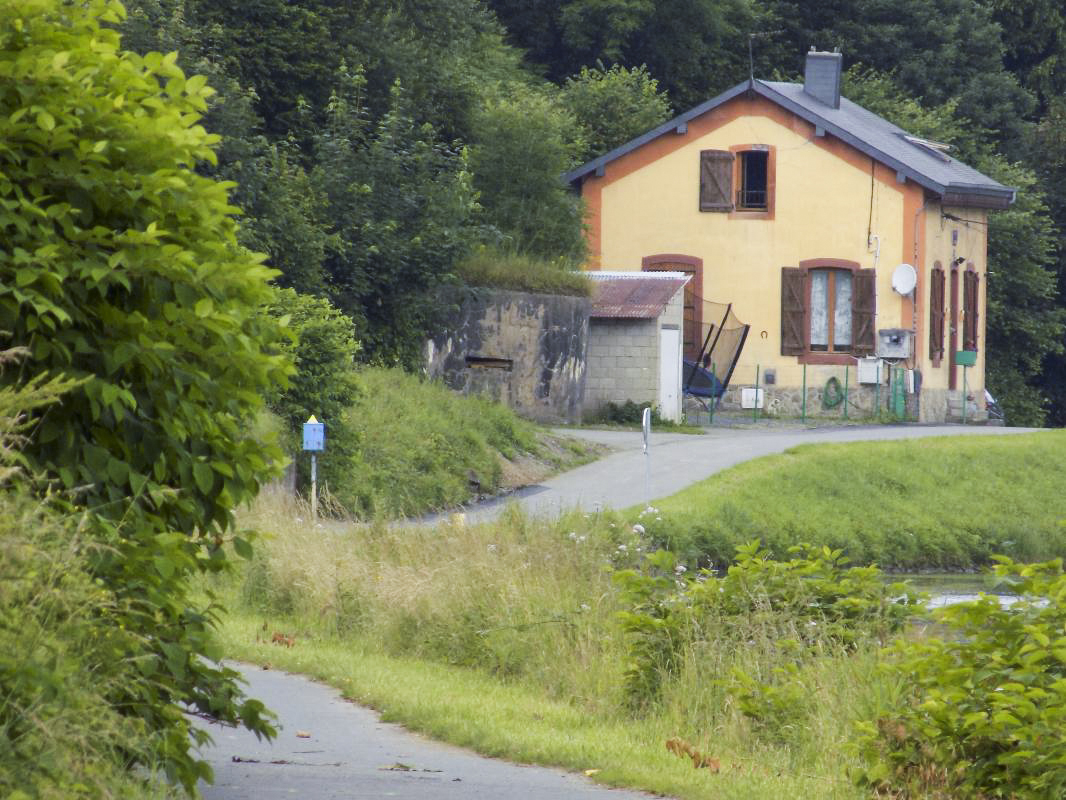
[0,2,284,789]
[613,542,923,708]
[856,556,1066,799]
[264,288,361,509]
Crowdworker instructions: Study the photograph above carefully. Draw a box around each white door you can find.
[659,326,682,421]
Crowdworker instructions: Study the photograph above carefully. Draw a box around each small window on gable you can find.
[737,150,768,210]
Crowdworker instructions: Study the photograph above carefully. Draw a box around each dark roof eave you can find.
[563,82,752,185]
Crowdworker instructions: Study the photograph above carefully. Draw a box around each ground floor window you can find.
[781,261,875,361]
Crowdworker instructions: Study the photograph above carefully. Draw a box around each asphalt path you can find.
[194,665,656,800]
[197,422,1039,799]
[459,422,1038,523]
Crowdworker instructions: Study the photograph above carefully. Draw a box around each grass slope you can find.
[644,431,1066,570]
[337,367,594,517]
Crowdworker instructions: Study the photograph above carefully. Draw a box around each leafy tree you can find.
[766,0,1036,158]
[312,70,482,364]
[469,84,587,261]
[983,160,1065,427]
[559,62,672,162]
[0,0,289,789]
[489,0,758,108]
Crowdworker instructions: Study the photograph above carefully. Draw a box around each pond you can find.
[894,572,1020,608]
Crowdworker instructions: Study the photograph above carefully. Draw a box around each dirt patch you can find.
[496,432,608,491]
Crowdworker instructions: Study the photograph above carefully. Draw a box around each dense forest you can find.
[119,0,1066,426]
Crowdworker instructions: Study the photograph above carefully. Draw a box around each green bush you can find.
[856,556,1066,799]
[613,542,922,708]
[0,2,284,789]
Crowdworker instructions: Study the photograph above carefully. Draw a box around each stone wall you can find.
[424,288,589,424]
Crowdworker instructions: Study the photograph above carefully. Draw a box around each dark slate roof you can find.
[563,79,1014,209]
[588,272,689,319]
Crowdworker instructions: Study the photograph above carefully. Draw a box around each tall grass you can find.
[455,248,592,297]
[0,492,175,799]
[220,493,906,798]
[217,433,1066,798]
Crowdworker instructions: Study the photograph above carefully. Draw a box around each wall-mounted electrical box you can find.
[740,388,765,409]
[877,329,913,359]
[857,357,883,384]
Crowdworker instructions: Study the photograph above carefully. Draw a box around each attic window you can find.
[737,150,768,210]
[902,134,953,162]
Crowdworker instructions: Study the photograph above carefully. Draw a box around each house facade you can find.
[565,50,1013,422]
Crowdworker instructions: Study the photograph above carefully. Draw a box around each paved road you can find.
[194,665,655,800]
[199,422,1039,798]
[458,423,1038,523]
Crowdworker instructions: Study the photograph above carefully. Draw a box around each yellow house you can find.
[564,50,1013,422]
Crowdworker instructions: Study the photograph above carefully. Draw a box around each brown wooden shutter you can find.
[781,267,806,355]
[963,270,979,351]
[700,150,734,211]
[929,265,945,364]
[851,269,876,356]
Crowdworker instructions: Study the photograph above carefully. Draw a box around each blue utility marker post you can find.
[303,415,325,521]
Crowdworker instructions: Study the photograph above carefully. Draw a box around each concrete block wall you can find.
[586,318,659,409]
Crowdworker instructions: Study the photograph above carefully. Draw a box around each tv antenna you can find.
[748,30,784,84]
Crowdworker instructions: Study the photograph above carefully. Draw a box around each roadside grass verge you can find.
[640,431,1066,570]
[217,610,871,800]
[217,492,910,799]
[333,367,597,518]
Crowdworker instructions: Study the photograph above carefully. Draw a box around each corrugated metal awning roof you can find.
[588,271,689,319]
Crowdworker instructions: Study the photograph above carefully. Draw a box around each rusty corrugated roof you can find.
[588,272,689,319]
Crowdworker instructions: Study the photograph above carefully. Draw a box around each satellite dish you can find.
[891,263,917,295]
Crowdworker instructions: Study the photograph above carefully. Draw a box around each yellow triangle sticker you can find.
[306,415,318,424]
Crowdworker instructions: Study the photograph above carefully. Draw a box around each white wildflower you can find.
[568,531,578,541]
[617,544,627,552]
[488,544,498,553]
[632,523,645,535]
[675,564,687,575]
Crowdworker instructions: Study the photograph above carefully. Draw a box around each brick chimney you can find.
[803,48,842,109]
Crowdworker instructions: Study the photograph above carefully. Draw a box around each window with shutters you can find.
[929,263,945,365]
[699,146,776,218]
[781,260,875,364]
[962,267,979,351]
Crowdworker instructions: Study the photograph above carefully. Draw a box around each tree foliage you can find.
[469,85,587,261]
[0,0,288,789]
[265,288,362,508]
[559,62,672,162]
